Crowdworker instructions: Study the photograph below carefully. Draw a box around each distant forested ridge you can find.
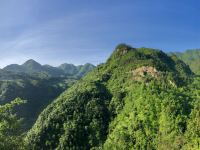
[0,60,95,130]
[3,59,95,78]
[25,44,200,149]
[170,49,200,75]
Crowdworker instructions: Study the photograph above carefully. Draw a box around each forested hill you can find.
[170,49,200,75]
[25,44,199,149]
[3,59,95,78]
[0,61,95,130]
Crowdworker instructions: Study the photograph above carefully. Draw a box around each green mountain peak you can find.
[25,44,197,149]
[22,59,42,67]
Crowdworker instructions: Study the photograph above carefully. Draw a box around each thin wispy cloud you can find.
[0,0,200,68]
[0,3,111,67]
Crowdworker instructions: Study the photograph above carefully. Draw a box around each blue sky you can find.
[0,0,200,67]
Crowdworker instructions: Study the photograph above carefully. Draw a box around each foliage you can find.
[0,60,94,131]
[25,45,200,149]
[0,72,77,130]
[170,49,200,75]
[0,98,26,150]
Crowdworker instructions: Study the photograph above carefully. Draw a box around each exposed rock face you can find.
[115,44,132,55]
[132,66,161,81]
[116,48,129,55]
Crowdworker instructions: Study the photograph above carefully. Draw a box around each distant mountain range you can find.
[3,59,95,78]
[0,60,95,130]
[169,49,200,75]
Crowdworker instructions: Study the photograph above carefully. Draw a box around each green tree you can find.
[0,98,26,150]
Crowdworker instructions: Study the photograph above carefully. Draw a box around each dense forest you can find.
[0,60,95,130]
[169,49,200,75]
[1,44,200,150]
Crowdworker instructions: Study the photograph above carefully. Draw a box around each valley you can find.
[0,60,95,130]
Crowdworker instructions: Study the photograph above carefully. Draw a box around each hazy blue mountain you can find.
[4,64,25,72]
[58,63,78,75]
[59,63,96,77]
[3,59,95,78]
[76,63,96,77]
[170,49,200,74]
[0,60,95,130]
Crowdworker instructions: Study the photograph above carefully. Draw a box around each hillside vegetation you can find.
[170,49,200,75]
[25,44,199,150]
[0,98,26,149]
[0,61,95,130]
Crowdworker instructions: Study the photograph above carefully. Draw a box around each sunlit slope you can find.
[26,44,199,150]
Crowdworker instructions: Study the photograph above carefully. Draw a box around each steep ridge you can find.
[25,44,199,149]
[0,70,76,130]
[58,63,96,77]
[170,49,200,75]
[0,61,95,130]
